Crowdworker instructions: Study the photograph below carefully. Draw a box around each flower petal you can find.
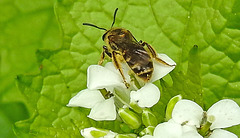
[182,131,203,138]
[67,89,104,108]
[87,65,125,90]
[153,120,182,138]
[130,83,160,108]
[172,100,203,127]
[182,125,203,138]
[80,127,99,138]
[141,135,154,138]
[80,127,117,138]
[102,131,117,138]
[88,97,116,121]
[209,129,238,138]
[150,53,176,82]
[105,62,131,83]
[207,99,240,130]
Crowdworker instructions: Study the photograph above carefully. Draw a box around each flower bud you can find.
[165,94,182,121]
[80,127,116,138]
[120,123,132,133]
[139,126,155,136]
[130,101,143,113]
[118,107,142,129]
[142,108,158,127]
[116,134,137,138]
[207,115,215,123]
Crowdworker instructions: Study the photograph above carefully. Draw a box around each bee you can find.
[83,8,174,88]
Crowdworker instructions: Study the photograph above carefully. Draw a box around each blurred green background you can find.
[0,0,60,137]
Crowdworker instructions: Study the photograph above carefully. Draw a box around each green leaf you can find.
[0,102,29,138]
[14,0,240,137]
[14,1,122,137]
[0,102,29,123]
[0,0,60,137]
[0,112,15,138]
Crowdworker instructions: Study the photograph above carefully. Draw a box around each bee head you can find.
[103,28,131,43]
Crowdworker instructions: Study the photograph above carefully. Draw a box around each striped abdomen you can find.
[123,47,153,81]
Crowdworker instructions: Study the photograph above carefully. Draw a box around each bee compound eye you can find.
[102,33,106,41]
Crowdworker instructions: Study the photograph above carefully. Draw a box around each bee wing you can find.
[123,45,153,81]
[124,46,151,66]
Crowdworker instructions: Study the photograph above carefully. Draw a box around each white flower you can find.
[67,64,122,121]
[143,99,240,138]
[207,99,240,130]
[87,64,126,91]
[208,129,238,138]
[67,89,116,121]
[81,127,117,138]
[81,127,138,138]
[67,54,176,120]
[142,119,202,138]
[130,83,160,108]
[172,100,204,127]
[171,99,240,138]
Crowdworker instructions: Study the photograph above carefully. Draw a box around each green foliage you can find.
[1,0,239,137]
[0,0,60,137]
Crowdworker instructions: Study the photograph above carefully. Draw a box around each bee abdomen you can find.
[123,47,154,81]
[131,62,153,81]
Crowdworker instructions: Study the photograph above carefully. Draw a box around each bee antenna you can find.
[111,8,118,28]
[83,23,107,31]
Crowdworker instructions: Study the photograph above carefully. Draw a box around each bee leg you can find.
[104,46,112,58]
[98,45,112,65]
[98,51,105,65]
[142,42,175,67]
[112,51,130,88]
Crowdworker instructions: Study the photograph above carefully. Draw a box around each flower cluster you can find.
[67,53,176,121]
[143,96,240,138]
[67,52,240,138]
[79,97,240,138]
